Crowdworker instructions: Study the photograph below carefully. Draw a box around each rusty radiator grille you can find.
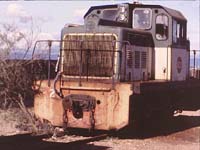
[62,34,116,77]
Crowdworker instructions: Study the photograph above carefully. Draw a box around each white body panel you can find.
[155,47,171,80]
[155,47,189,81]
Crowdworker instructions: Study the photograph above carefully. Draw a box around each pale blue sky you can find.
[0,0,199,50]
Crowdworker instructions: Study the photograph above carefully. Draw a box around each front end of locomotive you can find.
[34,4,133,131]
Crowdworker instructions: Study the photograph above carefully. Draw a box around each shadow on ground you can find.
[0,133,110,150]
[116,114,200,139]
[62,112,200,140]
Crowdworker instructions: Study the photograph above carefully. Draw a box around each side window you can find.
[177,23,180,39]
[173,19,186,44]
[156,14,168,40]
[173,20,177,43]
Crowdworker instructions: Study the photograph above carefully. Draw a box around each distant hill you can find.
[8,48,59,60]
[5,49,200,69]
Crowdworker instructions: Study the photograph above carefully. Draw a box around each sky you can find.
[0,0,199,52]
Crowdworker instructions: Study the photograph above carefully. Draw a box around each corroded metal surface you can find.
[34,80,132,130]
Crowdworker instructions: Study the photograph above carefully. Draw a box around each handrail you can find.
[32,39,131,97]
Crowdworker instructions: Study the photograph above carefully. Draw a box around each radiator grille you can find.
[62,34,116,77]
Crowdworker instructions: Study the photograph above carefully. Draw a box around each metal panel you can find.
[154,47,171,80]
[123,45,152,81]
[171,48,188,81]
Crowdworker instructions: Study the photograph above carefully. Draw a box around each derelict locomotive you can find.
[33,2,197,131]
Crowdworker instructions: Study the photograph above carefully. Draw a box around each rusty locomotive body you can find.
[33,3,200,131]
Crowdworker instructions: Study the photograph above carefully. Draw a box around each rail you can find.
[32,39,130,96]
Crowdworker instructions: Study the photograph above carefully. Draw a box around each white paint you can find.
[155,47,171,80]
[155,47,189,81]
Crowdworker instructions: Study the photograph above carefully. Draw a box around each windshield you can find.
[102,9,118,21]
[133,8,152,29]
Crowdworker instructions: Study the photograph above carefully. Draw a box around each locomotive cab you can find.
[83,3,190,81]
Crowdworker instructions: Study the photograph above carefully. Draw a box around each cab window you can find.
[102,9,118,21]
[133,8,152,29]
[156,14,168,40]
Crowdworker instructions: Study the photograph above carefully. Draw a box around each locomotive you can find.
[33,2,199,131]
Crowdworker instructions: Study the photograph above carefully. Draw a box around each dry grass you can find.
[0,108,34,136]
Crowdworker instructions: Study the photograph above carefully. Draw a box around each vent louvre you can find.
[127,49,133,68]
[141,52,147,69]
[135,51,140,68]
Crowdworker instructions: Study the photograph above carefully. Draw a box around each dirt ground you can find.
[0,109,199,150]
[91,125,200,150]
[0,108,34,136]
[66,110,200,150]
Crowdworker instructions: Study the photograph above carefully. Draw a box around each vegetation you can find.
[0,23,51,134]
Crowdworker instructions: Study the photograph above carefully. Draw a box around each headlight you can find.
[118,14,126,21]
[85,14,99,31]
[117,4,129,22]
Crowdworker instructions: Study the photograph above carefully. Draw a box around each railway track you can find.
[0,132,109,150]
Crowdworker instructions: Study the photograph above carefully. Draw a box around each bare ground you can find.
[91,126,200,150]
[0,108,31,136]
[0,109,199,150]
